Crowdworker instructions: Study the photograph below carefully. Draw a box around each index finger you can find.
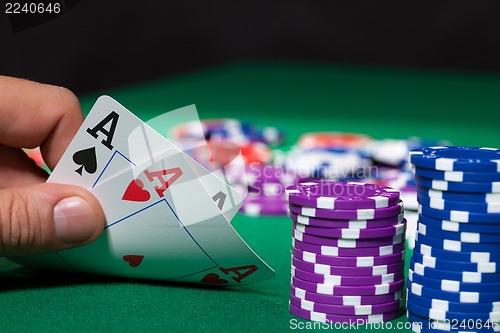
[0,76,84,170]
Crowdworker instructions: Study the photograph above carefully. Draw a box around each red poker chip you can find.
[298,132,372,150]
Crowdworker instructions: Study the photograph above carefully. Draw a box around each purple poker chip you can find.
[286,182,400,210]
[289,201,403,220]
[292,248,406,267]
[293,228,405,248]
[291,265,405,286]
[291,275,405,296]
[290,212,405,229]
[292,257,405,277]
[292,238,405,257]
[293,220,407,239]
[239,192,288,216]
[290,284,404,306]
[289,294,403,316]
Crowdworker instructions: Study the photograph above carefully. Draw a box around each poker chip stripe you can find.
[410,146,500,172]
[415,175,500,193]
[289,212,405,229]
[292,257,405,277]
[410,258,500,283]
[414,240,500,264]
[419,204,500,224]
[409,268,500,292]
[417,193,500,213]
[292,238,406,257]
[413,166,500,183]
[407,278,500,303]
[289,201,403,220]
[293,228,405,248]
[407,290,500,313]
[292,275,404,296]
[293,220,407,239]
[407,299,500,322]
[291,265,405,286]
[293,247,406,267]
[289,302,403,323]
[289,293,403,316]
[412,250,499,273]
[418,214,500,233]
[285,182,400,209]
[416,232,500,253]
[418,222,500,243]
[290,284,404,305]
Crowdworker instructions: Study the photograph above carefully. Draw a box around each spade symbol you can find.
[72,147,97,176]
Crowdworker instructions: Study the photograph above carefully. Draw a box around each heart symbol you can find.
[201,273,228,284]
[122,179,151,202]
[122,255,144,268]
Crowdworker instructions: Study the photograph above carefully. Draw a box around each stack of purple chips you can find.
[285,182,406,324]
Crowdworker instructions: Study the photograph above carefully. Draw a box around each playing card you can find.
[49,96,243,221]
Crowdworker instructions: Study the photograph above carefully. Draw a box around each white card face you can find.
[49,96,243,221]
[55,151,274,285]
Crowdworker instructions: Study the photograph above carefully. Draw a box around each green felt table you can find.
[1,62,500,332]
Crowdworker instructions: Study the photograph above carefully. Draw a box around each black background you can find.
[1,0,500,94]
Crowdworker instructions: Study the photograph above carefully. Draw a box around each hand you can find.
[0,76,105,257]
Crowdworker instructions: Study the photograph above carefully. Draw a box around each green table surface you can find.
[2,62,500,332]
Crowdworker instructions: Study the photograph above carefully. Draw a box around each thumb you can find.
[0,183,105,257]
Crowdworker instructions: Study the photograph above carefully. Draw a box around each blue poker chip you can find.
[407,278,500,303]
[410,146,500,172]
[418,222,500,243]
[415,175,500,193]
[407,310,500,332]
[417,193,500,213]
[410,257,500,283]
[408,291,500,314]
[409,268,500,292]
[416,232,500,253]
[414,240,500,264]
[418,214,500,233]
[413,166,500,183]
[417,186,500,203]
[419,204,500,224]
[407,298,500,322]
[412,249,499,273]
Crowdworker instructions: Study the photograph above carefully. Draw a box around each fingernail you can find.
[54,197,97,243]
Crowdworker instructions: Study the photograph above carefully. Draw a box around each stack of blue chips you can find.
[408,146,500,332]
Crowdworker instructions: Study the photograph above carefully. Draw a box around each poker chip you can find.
[285,182,400,209]
[239,192,288,216]
[410,146,500,172]
[417,186,500,203]
[412,250,499,273]
[407,298,500,322]
[291,276,405,296]
[417,193,500,213]
[289,294,403,315]
[293,220,407,239]
[409,268,500,293]
[410,258,500,283]
[298,132,372,150]
[237,141,273,164]
[407,310,500,332]
[292,257,405,277]
[290,212,405,229]
[289,302,403,324]
[292,238,406,257]
[407,291,500,313]
[414,240,500,264]
[292,248,406,267]
[289,201,404,220]
[416,232,500,253]
[293,228,405,248]
[413,166,500,183]
[419,204,500,223]
[407,279,500,303]
[418,222,500,243]
[291,265,405,286]
[418,214,500,233]
[288,181,405,323]
[416,175,500,193]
